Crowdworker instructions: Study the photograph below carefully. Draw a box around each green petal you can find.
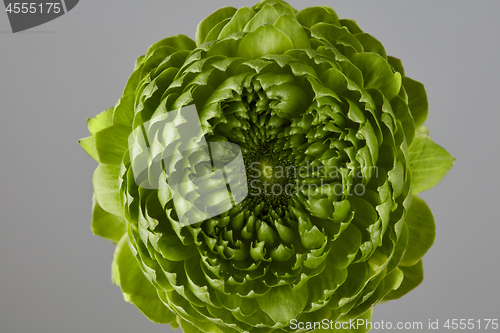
[354,33,387,59]
[94,124,130,165]
[340,19,363,34]
[78,136,99,162]
[146,34,196,59]
[403,77,428,128]
[329,225,362,269]
[87,107,113,135]
[306,261,347,310]
[196,7,237,46]
[387,56,405,76]
[142,36,195,77]
[92,164,122,217]
[204,18,232,44]
[177,318,206,333]
[312,23,363,53]
[237,25,294,60]
[113,235,177,324]
[218,7,256,40]
[113,57,147,127]
[390,95,415,146]
[243,4,280,32]
[256,284,308,323]
[408,128,455,194]
[91,194,127,244]
[273,14,311,49]
[80,106,111,163]
[350,52,402,101]
[252,0,296,16]
[400,195,435,266]
[383,260,424,301]
[296,6,340,28]
[156,228,198,261]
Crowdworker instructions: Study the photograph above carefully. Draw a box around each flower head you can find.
[80,1,454,332]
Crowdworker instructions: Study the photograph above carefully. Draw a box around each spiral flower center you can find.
[243,141,296,210]
[260,159,276,182]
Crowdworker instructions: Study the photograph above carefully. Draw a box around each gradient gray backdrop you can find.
[1,1,499,332]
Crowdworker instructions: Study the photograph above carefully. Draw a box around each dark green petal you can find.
[403,77,428,128]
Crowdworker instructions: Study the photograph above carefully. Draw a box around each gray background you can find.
[1,1,499,332]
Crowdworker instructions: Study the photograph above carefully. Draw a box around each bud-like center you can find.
[243,142,296,209]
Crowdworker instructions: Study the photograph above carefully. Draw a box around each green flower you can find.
[79,1,454,332]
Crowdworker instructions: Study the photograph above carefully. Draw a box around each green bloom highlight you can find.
[79,1,454,332]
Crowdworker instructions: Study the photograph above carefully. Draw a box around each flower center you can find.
[243,142,296,208]
[259,158,288,185]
